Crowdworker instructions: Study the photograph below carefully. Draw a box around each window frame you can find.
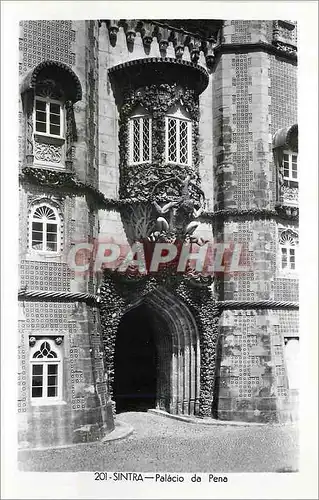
[30,339,63,405]
[128,114,152,165]
[283,150,298,186]
[165,110,192,166]
[34,96,65,139]
[279,230,298,274]
[29,203,61,255]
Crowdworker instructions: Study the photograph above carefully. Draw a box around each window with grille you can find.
[129,114,151,164]
[30,339,62,403]
[34,97,64,138]
[279,230,298,272]
[283,151,298,187]
[30,204,60,253]
[165,107,192,166]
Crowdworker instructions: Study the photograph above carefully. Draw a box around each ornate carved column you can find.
[24,89,34,165]
[65,100,75,171]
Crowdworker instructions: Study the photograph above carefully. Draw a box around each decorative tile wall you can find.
[19,20,76,75]
[217,308,299,421]
[20,261,73,291]
[18,324,27,412]
[21,302,75,330]
[269,57,297,136]
[230,20,252,43]
[231,54,253,209]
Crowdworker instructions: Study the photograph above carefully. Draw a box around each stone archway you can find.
[113,305,158,413]
[112,287,201,416]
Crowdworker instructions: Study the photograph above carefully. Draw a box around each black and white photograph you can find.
[1,1,318,499]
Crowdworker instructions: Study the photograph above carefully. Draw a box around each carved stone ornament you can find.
[205,53,215,68]
[274,41,297,55]
[278,20,296,31]
[36,78,64,101]
[282,185,298,203]
[175,45,184,59]
[20,60,83,103]
[23,89,35,164]
[29,336,36,347]
[65,100,76,168]
[34,141,62,164]
[159,39,169,53]
[143,34,153,48]
[108,23,119,45]
[191,49,200,64]
[100,271,218,417]
[126,30,136,45]
[55,336,63,345]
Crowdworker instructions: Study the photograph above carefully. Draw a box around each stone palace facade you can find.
[18,19,299,449]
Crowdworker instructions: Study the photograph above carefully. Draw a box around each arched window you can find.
[33,78,66,167]
[129,107,152,164]
[165,106,192,166]
[272,124,298,205]
[279,229,298,272]
[30,338,63,403]
[20,61,82,169]
[29,203,60,253]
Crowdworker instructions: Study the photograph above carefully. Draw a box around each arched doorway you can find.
[112,288,201,416]
[113,305,158,413]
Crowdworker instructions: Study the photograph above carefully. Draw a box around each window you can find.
[279,230,298,272]
[165,107,192,166]
[129,114,152,164]
[283,152,298,186]
[30,339,63,403]
[34,97,64,138]
[30,204,60,253]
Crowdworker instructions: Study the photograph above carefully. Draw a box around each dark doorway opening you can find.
[113,306,158,413]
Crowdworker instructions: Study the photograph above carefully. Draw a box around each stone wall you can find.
[18,301,111,448]
[213,20,299,422]
[216,308,299,423]
[18,19,299,438]
[18,20,113,449]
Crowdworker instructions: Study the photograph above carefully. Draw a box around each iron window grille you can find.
[165,108,192,166]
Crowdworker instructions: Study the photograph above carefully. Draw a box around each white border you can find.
[1,1,318,499]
